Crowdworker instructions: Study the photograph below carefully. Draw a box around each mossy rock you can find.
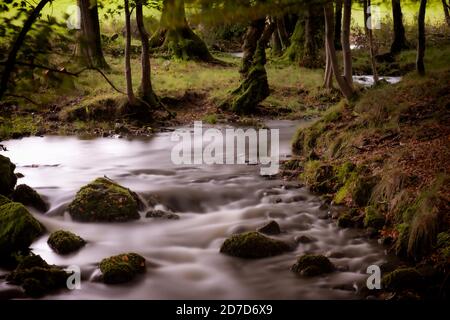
[291,254,335,277]
[352,176,379,207]
[257,220,281,235]
[220,232,290,259]
[0,201,45,258]
[99,253,146,284]
[68,178,140,222]
[382,268,424,291]
[364,206,385,230]
[47,230,86,255]
[145,209,180,220]
[310,165,336,194]
[12,184,48,212]
[0,155,17,196]
[0,194,11,206]
[7,254,69,298]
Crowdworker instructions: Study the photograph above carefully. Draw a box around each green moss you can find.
[12,184,48,212]
[99,253,146,284]
[68,177,140,222]
[364,206,385,230]
[0,195,11,206]
[333,163,357,204]
[292,123,325,156]
[352,175,379,207]
[0,154,17,196]
[7,254,69,298]
[291,254,335,276]
[61,94,122,122]
[202,114,217,125]
[47,230,86,255]
[220,231,290,259]
[437,232,450,248]
[382,268,424,291]
[0,202,45,257]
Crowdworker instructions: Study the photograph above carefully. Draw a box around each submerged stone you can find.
[6,254,69,298]
[12,184,48,212]
[145,209,180,220]
[0,200,44,258]
[47,230,86,255]
[257,220,281,235]
[0,155,17,196]
[220,231,290,259]
[291,254,335,277]
[99,253,146,284]
[68,178,140,222]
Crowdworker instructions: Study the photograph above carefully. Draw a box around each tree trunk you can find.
[364,0,379,84]
[334,0,343,50]
[77,0,109,69]
[240,18,265,76]
[149,0,214,61]
[276,16,290,49]
[390,0,408,54]
[226,19,275,114]
[323,45,333,89]
[342,0,353,87]
[324,3,354,100]
[136,0,158,107]
[271,19,283,56]
[124,0,137,105]
[417,0,427,76]
[443,0,450,27]
[0,0,51,101]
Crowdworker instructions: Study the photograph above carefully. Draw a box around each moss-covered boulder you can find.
[291,254,335,277]
[0,155,17,196]
[364,206,385,230]
[352,176,379,207]
[0,200,45,258]
[220,231,290,259]
[382,268,424,291]
[99,253,146,284]
[12,184,48,212]
[68,178,140,222]
[6,254,69,298]
[47,230,86,255]
[257,220,281,235]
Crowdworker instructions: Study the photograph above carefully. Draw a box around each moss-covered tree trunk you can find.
[149,0,214,61]
[284,5,323,68]
[240,18,265,76]
[225,19,275,114]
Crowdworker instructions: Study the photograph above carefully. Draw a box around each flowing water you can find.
[0,120,389,299]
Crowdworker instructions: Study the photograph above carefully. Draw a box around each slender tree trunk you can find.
[0,0,51,101]
[364,0,379,83]
[324,3,354,100]
[417,0,427,76]
[390,0,408,54]
[334,0,343,50]
[240,18,265,76]
[124,0,137,105]
[442,0,450,27]
[136,0,158,106]
[77,0,109,69]
[342,0,353,87]
[324,45,333,88]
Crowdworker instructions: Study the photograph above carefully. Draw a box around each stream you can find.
[0,120,389,299]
